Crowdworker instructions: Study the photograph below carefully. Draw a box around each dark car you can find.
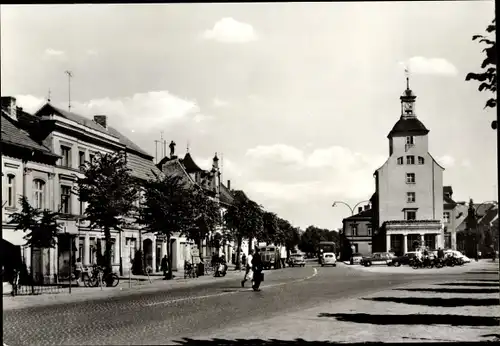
[391,252,418,267]
[360,252,393,267]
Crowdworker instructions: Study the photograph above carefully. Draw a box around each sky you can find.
[1,2,497,230]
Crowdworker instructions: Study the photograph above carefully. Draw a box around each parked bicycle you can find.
[84,265,120,287]
[204,261,214,275]
[184,261,198,279]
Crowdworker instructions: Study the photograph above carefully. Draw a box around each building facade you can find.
[342,205,372,255]
[372,78,445,255]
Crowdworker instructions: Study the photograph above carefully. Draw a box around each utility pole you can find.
[64,70,73,112]
[154,132,165,163]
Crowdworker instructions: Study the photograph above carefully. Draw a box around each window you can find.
[406,173,415,184]
[79,193,84,215]
[33,179,46,209]
[60,146,72,167]
[397,157,403,165]
[407,192,416,203]
[6,174,16,207]
[79,151,86,169]
[60,185,72,214]
[406,156,415,165]
[443,212,450,223]
[351,224,358,236]
[418,156,425,165]
[405,210,417,220]
[406,136,414,145]
[367,225,372,236]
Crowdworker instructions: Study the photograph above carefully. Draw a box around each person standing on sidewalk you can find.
[161,255,168,279]
[75,258,84,286]
[241,249,254,287]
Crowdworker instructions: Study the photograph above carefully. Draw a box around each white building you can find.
[372,78,444,254]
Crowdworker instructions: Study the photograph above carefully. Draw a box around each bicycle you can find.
[84,265,120,287]
[204,262,214,275]
[184,261,197,279]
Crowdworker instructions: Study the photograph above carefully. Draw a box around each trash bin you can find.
[197,262,204,276]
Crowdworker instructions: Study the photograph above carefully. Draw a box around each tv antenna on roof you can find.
[64,70,73,112]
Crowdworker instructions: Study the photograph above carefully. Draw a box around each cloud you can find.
[15,91,202,134]
[194,156,244,180]
[44,48,65,58]
[203,17,257,43]
[461,159,471,167]
[212,97,229,108]
[437,155,456,167]
[244,144,385,201]
[400,57,458,76]
[86,49,98,56]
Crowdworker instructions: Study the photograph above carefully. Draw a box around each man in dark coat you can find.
[160,255,168,279]
[251,247,264,291]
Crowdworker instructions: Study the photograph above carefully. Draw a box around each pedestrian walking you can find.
[161,255,168,279]
[241,249,254,287]
[280,246,287,268]
[75,258,84,286]
[251,248,264,292]
[241,253,247,269]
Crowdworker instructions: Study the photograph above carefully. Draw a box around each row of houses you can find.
[341,77,498,256]
[1,96,254,281]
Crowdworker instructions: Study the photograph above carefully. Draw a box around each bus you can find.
[318,241,337,263]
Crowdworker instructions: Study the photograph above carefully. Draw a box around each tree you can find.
[466,18,496,110]
[262,211,279,245]
[224,195,263,269]
[9,196,61,289]
[74,152,138,285]
[138,173,194,279]
[183,186,222,256]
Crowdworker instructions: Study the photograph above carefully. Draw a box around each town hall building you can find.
[371,77,445,255]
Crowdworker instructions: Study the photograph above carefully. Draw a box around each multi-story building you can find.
[157,144,237,267]
[342,205,373,255]
[371,78,444,255]
[2,96,165,278]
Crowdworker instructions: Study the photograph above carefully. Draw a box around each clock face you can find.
[403,102,413,112]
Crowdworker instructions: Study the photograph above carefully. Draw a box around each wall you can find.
[343,219,372,255]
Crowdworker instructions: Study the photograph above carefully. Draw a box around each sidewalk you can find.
[200,261,499,342]
[2,266,247,311]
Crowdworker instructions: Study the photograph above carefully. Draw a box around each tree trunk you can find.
[166,235,173,280]
[104,227,113,286]
[235,235,242,270]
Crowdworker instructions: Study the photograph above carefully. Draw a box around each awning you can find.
[2,228,27,247]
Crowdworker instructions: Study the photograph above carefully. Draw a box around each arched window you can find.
[33,179,46,209]
[397,157,403,165]
[418,156,425,165]
[6,174,16,207]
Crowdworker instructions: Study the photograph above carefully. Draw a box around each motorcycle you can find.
[411,257,434,269]
[214,261,228,277]
[434,258,444,268]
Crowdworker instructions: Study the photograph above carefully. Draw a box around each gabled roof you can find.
[36,103,151,158]
[474,203,496,218]
[1,111,58,157]
[343,208,373,222]
[387,117,429,138]
[478,206,498,226]
[219,183,234,206]
[126,153,162,181]
[160,158,196,188]
[181,152,203,173]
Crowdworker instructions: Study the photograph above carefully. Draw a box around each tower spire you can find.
[405,67,410,90]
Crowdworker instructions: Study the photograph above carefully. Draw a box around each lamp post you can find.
[332,200,370,259]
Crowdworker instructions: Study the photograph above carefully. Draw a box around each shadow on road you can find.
[173,338,372,345]
[465,279,500,282]
[317,313,500,326]
[362,296,499,307]
[466,271,499,275]
[394,288,499,294]
[436,282,499,287]
[481,334,500,341]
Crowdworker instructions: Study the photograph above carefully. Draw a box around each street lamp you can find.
[332,200,370,259]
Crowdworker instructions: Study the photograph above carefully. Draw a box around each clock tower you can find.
[401,70,416,119]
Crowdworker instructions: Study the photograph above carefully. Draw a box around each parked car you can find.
[360,252,393,267]
[289,253,306,267]
[391,252,418,267]
[321,252,337,267]
[350,253,363,265]
[445,250,470,263]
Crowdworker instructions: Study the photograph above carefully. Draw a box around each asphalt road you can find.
[3,263,495,345]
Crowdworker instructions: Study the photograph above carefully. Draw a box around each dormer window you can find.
[406,156,415,165]
[418,156,425,165]
[397,157,403,165]
[406,136,414,145]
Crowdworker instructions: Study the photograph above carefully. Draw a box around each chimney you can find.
[227,180,231,190]
[93,115,107,129]
[358,207,363,214]
[1,96,17,121]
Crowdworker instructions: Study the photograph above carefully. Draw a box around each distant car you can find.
[445,250,471,263]
[360,252,393,267]
[289,253,306,267]
[391,252,418,267]
[350,253,363,265]
[321,252,337,267]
